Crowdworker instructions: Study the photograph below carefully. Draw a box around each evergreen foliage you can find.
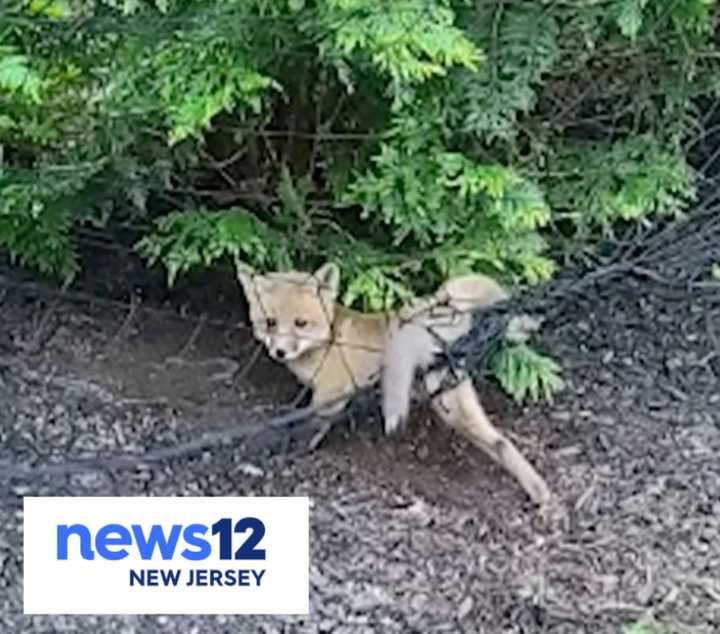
[2,0,717,399]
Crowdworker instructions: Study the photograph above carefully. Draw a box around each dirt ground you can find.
[1,240,719,633]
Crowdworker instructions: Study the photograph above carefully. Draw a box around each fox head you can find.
[236,260,340,363]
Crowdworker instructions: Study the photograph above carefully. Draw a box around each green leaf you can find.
[0,50,45,103]
[342,266,414,311]
[493,344,564,403]
[27,0,72,18]
[317,0,483,101]
[122,0,141,15]
[616,0,648,40]
[136,208,291,286]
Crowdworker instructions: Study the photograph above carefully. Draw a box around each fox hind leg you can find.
[427,373,551,506]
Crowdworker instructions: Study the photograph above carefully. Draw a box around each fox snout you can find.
[269,343,296,361]
[265,334,305,362]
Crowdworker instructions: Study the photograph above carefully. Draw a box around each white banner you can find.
[23,496,309,615]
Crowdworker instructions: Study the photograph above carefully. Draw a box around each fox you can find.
[235,260,551,506]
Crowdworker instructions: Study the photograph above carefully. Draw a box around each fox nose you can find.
[274,348,286,360]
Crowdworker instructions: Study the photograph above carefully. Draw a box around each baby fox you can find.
[235,261,551,505]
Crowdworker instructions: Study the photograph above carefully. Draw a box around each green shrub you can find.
[2,0,717,400]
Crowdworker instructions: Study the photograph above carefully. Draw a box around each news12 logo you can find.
[24,497,309,615]
[57,516,267,588]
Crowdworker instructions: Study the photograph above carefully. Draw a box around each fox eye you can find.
[294,318,308,328]
[266,318,277,330]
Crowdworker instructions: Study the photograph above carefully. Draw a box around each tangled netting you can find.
[0,201,719,507]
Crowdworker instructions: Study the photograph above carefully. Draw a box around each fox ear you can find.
[234,255,258,299]
[313,262,340,295]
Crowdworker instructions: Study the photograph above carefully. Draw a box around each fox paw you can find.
[384,415,405,436]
